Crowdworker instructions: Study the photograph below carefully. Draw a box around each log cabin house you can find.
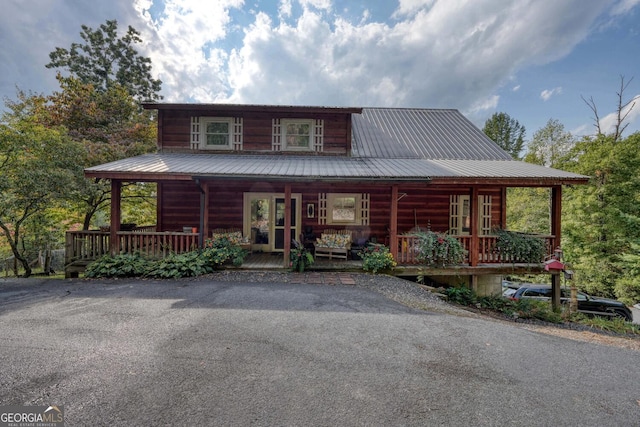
[66,103,588,294]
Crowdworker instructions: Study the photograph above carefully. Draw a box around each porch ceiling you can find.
[85,153,589,185]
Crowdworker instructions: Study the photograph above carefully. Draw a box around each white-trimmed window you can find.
[202,118,233,149]
[282,119,313,151]
[449,195,492,235]
[328,194,359,224]
[318,193,369,225]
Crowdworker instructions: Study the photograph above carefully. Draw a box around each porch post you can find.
[203,181,210,244]
[551,186,562,250]
[500,187,507,229]
[109,180,122,256]
[390,185,398,260]
[550,186,563,310]
[469,187,479,267]
[284,183,292,268]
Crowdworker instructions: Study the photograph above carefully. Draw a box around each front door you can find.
[244,193,301,252]
[274,197,297,251]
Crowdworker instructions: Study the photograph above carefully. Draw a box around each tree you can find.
[46,19,162,102]
[45,76,157,229]
[582,75,638,143]
[562,77,640,302]
[524,119,575,168]
[482,112,526,159]
[0,111,84,277]
[562,133,640,300]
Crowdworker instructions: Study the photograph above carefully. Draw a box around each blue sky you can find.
[1,0,640,145]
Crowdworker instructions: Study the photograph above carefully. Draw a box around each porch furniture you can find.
[211,228,251,253]
[314,229,352,260]
[300,226,317,251]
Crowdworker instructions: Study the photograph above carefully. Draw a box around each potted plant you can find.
[290,240,314,272]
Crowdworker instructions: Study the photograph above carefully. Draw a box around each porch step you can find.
[64,260,93,278]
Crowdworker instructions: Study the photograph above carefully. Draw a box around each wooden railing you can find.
[396,234,556,265]
[65,229,200,265]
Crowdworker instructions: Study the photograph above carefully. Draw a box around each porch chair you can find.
[314,229,352,260]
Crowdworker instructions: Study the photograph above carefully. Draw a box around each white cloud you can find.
[217,0,610,109]
[0,0,634,127]
[393,0,436,17]
[279,0,293,19]
[512,85,521,92]
[540,87,563,101]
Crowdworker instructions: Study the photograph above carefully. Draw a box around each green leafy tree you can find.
[524,119,575,167]
[508,119,576,234]
[483,112,526,159]
[561,77,640,302]
[44,76,157,229]
[563,133,640,299]
[46,19,162,102]
[0,113,84,277]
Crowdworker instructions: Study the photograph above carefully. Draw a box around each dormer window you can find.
[282,119,313,151]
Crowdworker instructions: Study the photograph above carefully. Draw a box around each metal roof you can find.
[84,105,588,184]
[352,108,513,160]
[85,153,588,183]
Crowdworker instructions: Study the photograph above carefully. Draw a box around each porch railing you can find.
[65,229,200,265]
[396,234,556,265]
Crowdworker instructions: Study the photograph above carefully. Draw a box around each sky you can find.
[2,0,640,145]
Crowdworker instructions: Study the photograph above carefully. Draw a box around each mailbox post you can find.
[544,248,565,310]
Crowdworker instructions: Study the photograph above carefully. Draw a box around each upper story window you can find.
[282,119,313,151]
[203,118,232,149]
[191,117,243,151]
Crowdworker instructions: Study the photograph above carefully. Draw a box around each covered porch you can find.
[64,227,556,277]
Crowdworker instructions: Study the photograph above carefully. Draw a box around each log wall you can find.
[157,180,504,243]
[157,109,351,154]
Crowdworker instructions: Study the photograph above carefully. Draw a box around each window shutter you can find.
[449,195,460,233]
[233,117,243,150]
[360,193,370,225]
[314,119,324,152]
[318,193,327,225]
[479,195,492,236]
[272,119,281,151]
[191,117,200,150]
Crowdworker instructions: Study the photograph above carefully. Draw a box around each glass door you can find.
[249,197,270,252]
[274,197,298,251]
[244,193,301,252]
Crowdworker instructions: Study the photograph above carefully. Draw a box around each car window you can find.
[523,288,551,297]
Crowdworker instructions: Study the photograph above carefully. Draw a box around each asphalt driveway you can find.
[1,277,638,426]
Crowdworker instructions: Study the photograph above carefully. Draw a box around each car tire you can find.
[612,308,631,321]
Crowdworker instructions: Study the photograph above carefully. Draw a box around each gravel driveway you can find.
[1,273,639,426]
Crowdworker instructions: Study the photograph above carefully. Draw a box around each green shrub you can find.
[444,286,563,323]
[614,276,640,306]
[85,253,147,278]
[86,240,247,279]
[492,229,546,264]
[203,237,247,267]
[443,286,476,305]
[145,251,213,278]
[414,231,466,267]
[359,244,397,274]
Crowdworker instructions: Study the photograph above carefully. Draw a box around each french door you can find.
[244,193,301,252]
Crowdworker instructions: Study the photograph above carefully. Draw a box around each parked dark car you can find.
[510,284,633,322]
